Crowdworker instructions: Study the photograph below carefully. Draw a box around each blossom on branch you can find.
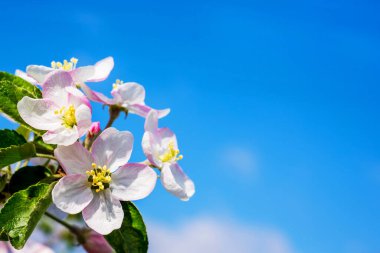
[52,128,157,235]
[142,110,195,201]
[17,71,92,146]
[17,56,114,86]
[81,79,170,118]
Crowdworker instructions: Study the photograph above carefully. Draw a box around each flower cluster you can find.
[15,57,195,235]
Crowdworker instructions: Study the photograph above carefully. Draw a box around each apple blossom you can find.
[81,79,170,118]
[142,110,195,201]
[52,127,157,235]
[17,71,92,146]
[24,56,114,86]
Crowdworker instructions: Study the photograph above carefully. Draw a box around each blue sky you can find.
[1,0,380,252]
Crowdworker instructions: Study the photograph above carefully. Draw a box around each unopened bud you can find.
[89,122,101,136]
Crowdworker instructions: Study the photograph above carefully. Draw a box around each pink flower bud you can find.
[89,122,101,135]
[82,230,114,253]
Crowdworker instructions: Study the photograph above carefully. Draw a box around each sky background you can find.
[1,0,380,252]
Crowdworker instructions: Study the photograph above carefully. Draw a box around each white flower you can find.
[17,71,92,146]
[52,128,157,235]
[81,79,170,118]
[142,110,195,201]
[21,56,114,85]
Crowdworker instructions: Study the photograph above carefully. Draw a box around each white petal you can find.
[75,104,92,137]
[54,142,94,175]
[142,132,162,168]
[52,174,93,214]
[157,127,178,151]
[161,163,195,201]
[111,163,157,201]
[87,57,114,82]
[43,125,79,146]
[15,69,38,85]
[111,82,145,105]
[66,86,91,109]
[128,104,170,119]
[17,97,61,130]
[144,110,159,132]
[82,190,123,235]
[26,65,54,84]
[42,71,73,107]
[81,83,116,105]
[91,128,133,171]
[70,66,95,83]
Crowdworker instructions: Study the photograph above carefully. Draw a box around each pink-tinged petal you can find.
[128,104,170,119]
[82,189,123,235]
[17,97,61,130]
[81,83,116,105]
[111,82,145,105]
[66,86,91,109]
[87,56,114,82]
[15,69,38,85]
[70,65,95,83]
[111,163,157,201]
[144,110,159,132]
[157,127,178,150]
[142,131,162,168]
[26,65,54,84]
[89,121,101,135]
[92,128,133,171]
[82,230,114,253]
[43,125,79,146]
[161,163,195,201]
[75,104,92,137]
[52,174,93,214]
[54,141,94,175]
[42,71,73,107]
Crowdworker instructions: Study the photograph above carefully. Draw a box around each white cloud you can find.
[219,146,256,177]
[147,216,295,253]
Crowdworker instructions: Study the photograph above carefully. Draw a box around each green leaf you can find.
[0,183,55,248]
[105,202,148,253]
[0,129,26,148]
[0,174,7,192]
[0,129,37,167]
[33,137,56,155]
[8,166,51,194]
[0,72,43,134]
[0,143,36,168]
[16,125,31,141]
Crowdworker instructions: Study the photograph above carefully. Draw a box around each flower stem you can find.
[44,212,86,244]
[44,212,77,233]
[105,105,121,129]
[36,153,57,161]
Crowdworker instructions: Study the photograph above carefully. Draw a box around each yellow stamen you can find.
[112,79,124,90]
[159,141,183,163]
[55,105,77,128]
[50,57,78,71]
[86,163,112,193]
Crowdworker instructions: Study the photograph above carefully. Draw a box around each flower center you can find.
[86,163,112,193]
[54,105,77,128]
[51,57,78,71]
[112,79,124,90]
[159,141,183,163]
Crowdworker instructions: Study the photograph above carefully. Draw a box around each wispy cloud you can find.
[147,216,295,253]
[219,146,256,178]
